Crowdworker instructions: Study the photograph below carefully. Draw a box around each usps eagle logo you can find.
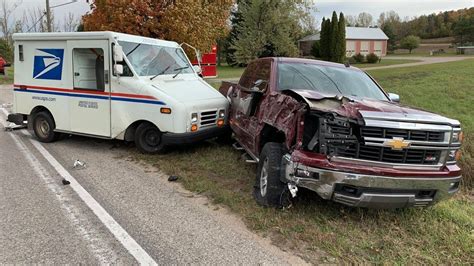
[33,49,64,80]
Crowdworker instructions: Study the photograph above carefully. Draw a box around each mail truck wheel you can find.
[254,142,287,207]
[32,111,59,143]
[135,122,165,154]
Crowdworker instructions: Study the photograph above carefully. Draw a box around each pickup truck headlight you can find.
[452,131,463,143]
[447,149,462,162]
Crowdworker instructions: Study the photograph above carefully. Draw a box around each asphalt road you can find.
[0,85,306,264]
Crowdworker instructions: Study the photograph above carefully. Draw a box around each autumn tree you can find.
[82,0,233,55]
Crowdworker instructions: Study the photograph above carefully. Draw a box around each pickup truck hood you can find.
[289,89,460,126]
[151,77,224,103]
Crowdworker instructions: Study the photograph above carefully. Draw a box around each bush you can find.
[347,56,357,65]
[352,53,365,63]
[311,41,320,58]
[366,53,379,63]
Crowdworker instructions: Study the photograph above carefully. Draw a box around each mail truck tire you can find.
[32,111,59,143]
[135,122,165,154]
[254,142,287,208]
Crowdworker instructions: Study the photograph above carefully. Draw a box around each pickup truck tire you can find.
[254,142,287,207]
[135,122,165,154]
[32,111,60,143]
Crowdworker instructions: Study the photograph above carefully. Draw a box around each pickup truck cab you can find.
[221,57,463,209]
[8,31,228,153]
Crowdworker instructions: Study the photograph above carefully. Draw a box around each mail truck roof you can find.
[13,31,179,48]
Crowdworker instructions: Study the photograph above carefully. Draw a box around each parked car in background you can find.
[0,56,10,74]
[220,57,463,209]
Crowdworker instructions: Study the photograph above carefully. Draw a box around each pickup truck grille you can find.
[361,127,445,142]
[333,144,442,165]
[200,110,217,127]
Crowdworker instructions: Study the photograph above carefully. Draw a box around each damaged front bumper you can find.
[282,154,461,208]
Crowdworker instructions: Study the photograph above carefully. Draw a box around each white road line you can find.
[4,125,116,263]
[0,108,157,265]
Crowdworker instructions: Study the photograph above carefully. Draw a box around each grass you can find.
[135,59,474,264]
[0,67,14,85]
[354,58,421,69]
[213,65,245,79]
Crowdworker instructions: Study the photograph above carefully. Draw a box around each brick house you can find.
[298,27,389,57]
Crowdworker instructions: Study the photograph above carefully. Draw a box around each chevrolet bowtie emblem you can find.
[383,137,411,150]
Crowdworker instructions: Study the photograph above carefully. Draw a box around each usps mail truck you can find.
[8,31,229,153]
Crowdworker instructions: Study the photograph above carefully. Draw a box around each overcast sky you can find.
[8,0,474,30]
[315,0,473,22]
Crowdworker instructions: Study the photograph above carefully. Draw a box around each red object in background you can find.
[0,57,6,75]
[192,45,217,78]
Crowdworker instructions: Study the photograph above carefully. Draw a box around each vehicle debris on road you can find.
[73,160,87,169]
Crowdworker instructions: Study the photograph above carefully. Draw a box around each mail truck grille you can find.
[200,110,217,127]
[361,127,445,142]
[331,144,442,165]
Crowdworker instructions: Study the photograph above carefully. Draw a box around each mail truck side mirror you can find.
[113,45,124,62]
[193,65,202,74]
[114,64,123,76]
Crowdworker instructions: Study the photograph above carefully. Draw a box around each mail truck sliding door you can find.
[67,40,111,137]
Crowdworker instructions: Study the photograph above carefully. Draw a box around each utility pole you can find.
[45,0,52,32]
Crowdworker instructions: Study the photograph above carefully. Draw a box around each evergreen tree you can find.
[336,12,346,63]
[329,11,339,62]
[319,17,328,60]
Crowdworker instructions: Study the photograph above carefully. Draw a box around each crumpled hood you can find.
[288,89,460,126]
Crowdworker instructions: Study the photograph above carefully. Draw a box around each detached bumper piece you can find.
[7,113,25,125]
[282,156,461,209]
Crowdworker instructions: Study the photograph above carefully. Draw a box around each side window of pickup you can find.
[239,60,271,90]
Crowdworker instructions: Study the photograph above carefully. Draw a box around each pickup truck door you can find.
[67,40,111,137]
[229,60,271,153]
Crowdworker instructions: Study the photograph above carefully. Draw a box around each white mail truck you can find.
[8,31,229,153]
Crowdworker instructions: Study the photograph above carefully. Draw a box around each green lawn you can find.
[355,58,421,68]
[0,67,14,85]
[136,59,474,264]
[214,65,245,79]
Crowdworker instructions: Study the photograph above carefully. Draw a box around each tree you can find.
[310,40,320,58]
[319,17,329,60]
[357,12,373,27]
[329,11,338,62]
[382,23,397,52]
[231,0,312,65]
[335,12,346,63]
[0,0,21,47]
[82,0,233,56]
[400,35,420,53]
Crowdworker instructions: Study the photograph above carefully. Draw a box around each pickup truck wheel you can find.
[254,142,287,208]
[135,123,165,154]
[32,111,59,143]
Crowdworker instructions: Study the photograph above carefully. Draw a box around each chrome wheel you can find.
[260,158,269,197]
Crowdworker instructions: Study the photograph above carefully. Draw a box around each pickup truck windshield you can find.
[118,41,193,77]
[278,63,388,101]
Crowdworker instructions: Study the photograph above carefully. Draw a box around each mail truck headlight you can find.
[218,109,225,118]
[191,113,198,123]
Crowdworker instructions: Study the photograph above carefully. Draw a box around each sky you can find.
[7,0,474,30]
[314,0,473,23]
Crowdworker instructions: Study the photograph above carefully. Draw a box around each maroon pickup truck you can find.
[220,57,463,209]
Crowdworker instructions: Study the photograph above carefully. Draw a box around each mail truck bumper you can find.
[161,126,230,145]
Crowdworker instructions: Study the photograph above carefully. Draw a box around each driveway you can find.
[0,85,306,264]
[361,56,472,71]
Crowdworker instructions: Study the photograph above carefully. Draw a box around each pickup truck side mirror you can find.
[113,45,124,62]
[388,93,400,103]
